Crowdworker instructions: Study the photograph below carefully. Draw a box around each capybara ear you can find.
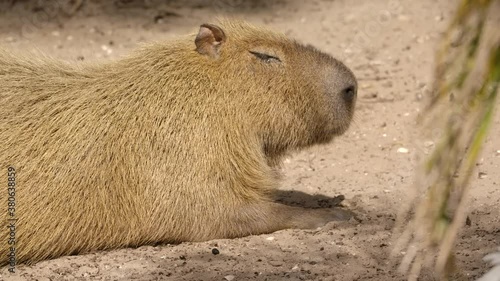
[195,23,226,58]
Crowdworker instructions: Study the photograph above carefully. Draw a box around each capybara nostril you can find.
[342,85,357,103]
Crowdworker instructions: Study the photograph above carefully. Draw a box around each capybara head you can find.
[193,21,357,154]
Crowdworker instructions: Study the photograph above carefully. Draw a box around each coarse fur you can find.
[0,20,357,265]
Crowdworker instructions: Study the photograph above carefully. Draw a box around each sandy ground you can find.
[0,0,499,280]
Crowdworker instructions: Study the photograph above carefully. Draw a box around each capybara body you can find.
[0,20,357,265]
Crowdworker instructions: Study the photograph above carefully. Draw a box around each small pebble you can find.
[397,147,409,154]
[292,265,300,271]
[101,45,113,55]
[224,275,235,281]
[466,216,472,226]
[266,236,275,241]
[211,248,220,255]
[478,172,487,179]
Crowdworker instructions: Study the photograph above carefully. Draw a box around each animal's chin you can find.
[332,125,350,136]
[313,130,336,145]
[315,125,350,144]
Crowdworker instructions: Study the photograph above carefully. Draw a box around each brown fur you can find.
[0,20,357,265]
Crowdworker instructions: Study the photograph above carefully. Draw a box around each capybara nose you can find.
[342,85,357,103]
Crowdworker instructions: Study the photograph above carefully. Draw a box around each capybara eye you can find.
[249,51,281,63]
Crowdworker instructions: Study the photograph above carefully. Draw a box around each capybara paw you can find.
[292,207,356,229]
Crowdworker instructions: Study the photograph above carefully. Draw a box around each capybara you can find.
[0,20,357,266]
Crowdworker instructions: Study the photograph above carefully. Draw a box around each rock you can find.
[397,147,409,154]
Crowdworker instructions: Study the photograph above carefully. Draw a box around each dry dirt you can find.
[0,0,499,280]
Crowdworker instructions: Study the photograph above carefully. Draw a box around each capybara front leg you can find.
[271,203,354,229]
[227,202,354,237]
